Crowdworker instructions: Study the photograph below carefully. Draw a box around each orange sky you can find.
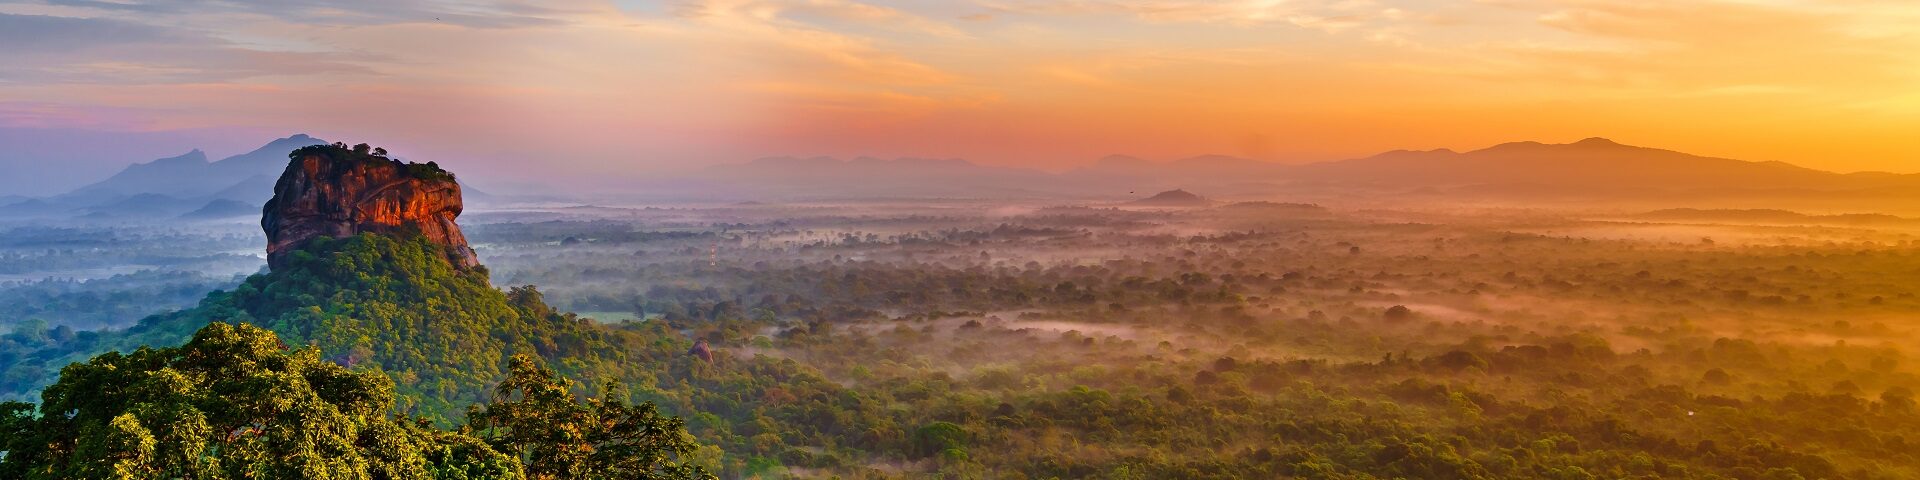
[3,0,1918,189]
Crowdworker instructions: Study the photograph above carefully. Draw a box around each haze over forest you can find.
[4,1,1920,479]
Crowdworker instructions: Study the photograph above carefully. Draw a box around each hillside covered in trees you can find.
[1,145,722,477]
[0,235,711,478]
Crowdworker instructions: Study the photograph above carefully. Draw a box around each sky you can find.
[2,0,1919,195]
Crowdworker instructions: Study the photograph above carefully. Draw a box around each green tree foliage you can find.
[227,233,635,420]
[0,323,708,480]
[0,233,720,476]
[468,354,712,480]
[31,233,640,423]
[11,212,1920,478]
[911,421,968,461]
[0,322,519,479]
[294,144,453,182]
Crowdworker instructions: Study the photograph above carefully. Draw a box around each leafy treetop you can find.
[0,322,711,480]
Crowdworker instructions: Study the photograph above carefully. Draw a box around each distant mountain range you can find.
[64,134,324,203]
[1,134,325,220]
[178,198,259,220]
[10,135,1919,218]
[0,134,503,221]
[690,137,1920,203]
[1296,137,1918,190]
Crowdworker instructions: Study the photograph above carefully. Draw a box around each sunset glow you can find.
[12,3,1920,477]
[4,0,1920,193]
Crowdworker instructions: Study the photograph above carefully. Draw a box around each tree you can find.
[912,421,968,460]
[1434,350,1489,372]
[1384,305,1414,322]
[0,322,520,479]
[1883,386,1915,412]
[1,322,713,480]
[469,354,712,480]
[1703,368,1732,385]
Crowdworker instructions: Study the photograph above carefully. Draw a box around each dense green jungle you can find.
[6,193,1918,479]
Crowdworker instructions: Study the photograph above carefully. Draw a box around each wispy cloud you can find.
[1,0,1917,182]
[1515,0,1918,95]
[0,13,371,84]
[977,0,1399,31]
[666,0,979,113]
[26,0,582,28]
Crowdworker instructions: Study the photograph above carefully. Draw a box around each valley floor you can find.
[7,201,1920,478]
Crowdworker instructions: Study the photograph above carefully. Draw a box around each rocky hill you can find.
[1129,189,1211,207]
[261,143,478,270]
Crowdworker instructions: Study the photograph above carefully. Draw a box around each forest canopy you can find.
[0,322,709,479]
[5,205,1919,478]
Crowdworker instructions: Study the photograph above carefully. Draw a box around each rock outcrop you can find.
[262,144,478,271]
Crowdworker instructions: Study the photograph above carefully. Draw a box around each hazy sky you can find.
[3,0,1919,195]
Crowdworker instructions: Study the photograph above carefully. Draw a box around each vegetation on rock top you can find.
[290,143,456,183]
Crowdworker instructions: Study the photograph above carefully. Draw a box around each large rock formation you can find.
[262,144,478,271]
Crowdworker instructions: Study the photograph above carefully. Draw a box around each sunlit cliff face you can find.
[263,147,477,270]
[3,0,1918,193]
